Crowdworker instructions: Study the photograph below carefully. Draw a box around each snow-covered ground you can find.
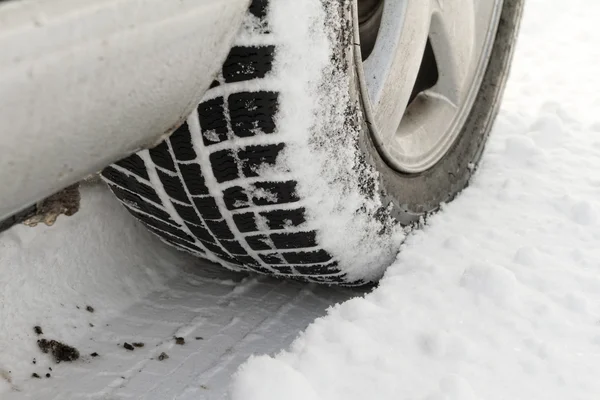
[0,184,365,399]
[232,1,600,398]
[2,0,600,398]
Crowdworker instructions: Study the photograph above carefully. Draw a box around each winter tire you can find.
[103,0,524,284]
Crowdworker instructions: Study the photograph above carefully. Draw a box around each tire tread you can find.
[104,0,345,283]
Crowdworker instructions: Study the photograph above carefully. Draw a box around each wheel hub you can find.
[354,0,504,174]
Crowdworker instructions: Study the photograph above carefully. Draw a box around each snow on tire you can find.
[102,0,522,284]
[102,0,401,285]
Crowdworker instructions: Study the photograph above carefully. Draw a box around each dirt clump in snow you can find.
[23,183,81,227]
[157,352,169,361]
[37,339,80,363]
[174,337,185,345]
[1,370,12,383]
[33,326,43,335]
[123,343,134,351]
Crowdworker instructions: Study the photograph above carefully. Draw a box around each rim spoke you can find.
[391,91,458,172]
[428,0,476,105]
[363,0,433,148]
[356,0,503,173]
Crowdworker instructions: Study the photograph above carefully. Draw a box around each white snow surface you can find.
[0,183,186,392]
[1,0,600,398]
[231,0,600,399]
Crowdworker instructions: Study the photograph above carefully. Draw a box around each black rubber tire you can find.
[102,0,523,285]
[362,0,525,225]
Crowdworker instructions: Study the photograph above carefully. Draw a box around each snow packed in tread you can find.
[102,0,394,284]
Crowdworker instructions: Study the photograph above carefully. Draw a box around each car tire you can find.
[102,0,523,284]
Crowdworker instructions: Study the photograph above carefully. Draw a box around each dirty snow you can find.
[231,0,600,399]
[0,185,361,398]
[0,183,188,393]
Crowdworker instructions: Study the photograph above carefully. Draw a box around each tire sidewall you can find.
[357,0,525,225]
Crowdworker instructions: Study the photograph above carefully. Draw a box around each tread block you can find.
[223,186,250,210]
[192,196,222,220]
[163,237,206,255]
[228,91,278,138]
[272,266,293,274]
[260,208,307,229]
[146,226,196,248]
[220,255,244,266]
[156,170,190,204]
[198,97,229,146]
[282,250,333,265]
[259,253,285,265]
[108,185,173,223]
[172,203,202,225]
[102,167,161,204]
[270,231,317,249]
[178,163,209,196]
[129,210,194,243]
[249,0,268,20]
[205,219,235,240]
[248,265,273,274]
[219,240,248,255]
[234,255,262,267]
[251,181,299,206]
[245,235,272,251]
[114,154,149,180]
[149,141,176,172]
[200,240,229,257]
[185,222,215,242]
[310,275,348,284]
[223,46,276,84]
[210,150,240,183]
[293,262,340,275]
[169,123,197,161]
[233,212,258,233]
[238,143,285,178]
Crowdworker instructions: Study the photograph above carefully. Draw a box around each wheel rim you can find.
[354,0,504,174]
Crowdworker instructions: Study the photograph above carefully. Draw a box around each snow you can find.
[267,0,402,281]
[0,202,360,399]
[0,183,188,392]
[212,0,402,282]
[230,0,600,398]
[1,0,600,398]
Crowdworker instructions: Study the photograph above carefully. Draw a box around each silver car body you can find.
[0,0,249,221]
